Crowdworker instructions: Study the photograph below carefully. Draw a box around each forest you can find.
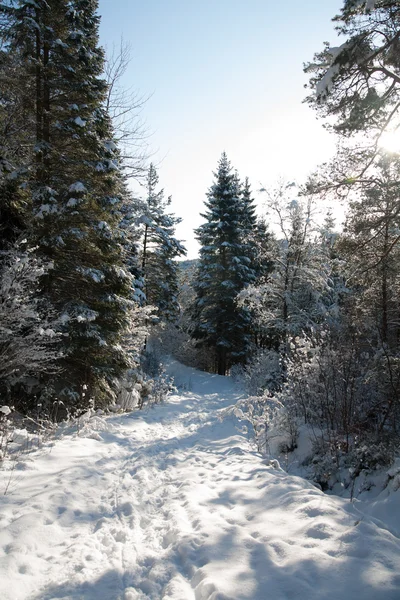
[1,2,400,599]
[0,0,400,493]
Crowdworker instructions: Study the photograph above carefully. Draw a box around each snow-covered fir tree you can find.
[192,153,259,375]
[139,164,186,322]
[0,0,136,410]
[238,176,269,280]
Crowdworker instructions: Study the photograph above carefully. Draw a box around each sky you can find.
[98,0,344,258]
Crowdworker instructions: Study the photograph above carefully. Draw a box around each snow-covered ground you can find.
[1,360,400,600]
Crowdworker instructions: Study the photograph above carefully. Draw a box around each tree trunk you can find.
[382,218,390,345]
[43,30,50,175]
[35,9,43,179]
[217,348,226,376]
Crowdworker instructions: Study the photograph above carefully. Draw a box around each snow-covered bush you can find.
[0,405,13,462]
[110,344,176,413]
[234,395,288,455]
[236,326,400,490]
[232,349,283,396]
[139,349,176,408]
[0,248,60,409]
[115,374,142,412]
[114,367,174,411]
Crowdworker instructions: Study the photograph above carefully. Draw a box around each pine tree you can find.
[304,0,400,184]
[305,1,400,138]
[239,177,263,275]
[1,0,135,410]
[340,154,400,348]
[192,153,258,375]
[139,164,186,322]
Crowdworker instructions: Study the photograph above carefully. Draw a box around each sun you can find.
[379,130,400,154]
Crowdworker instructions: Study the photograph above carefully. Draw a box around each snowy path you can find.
[1,361,400,600]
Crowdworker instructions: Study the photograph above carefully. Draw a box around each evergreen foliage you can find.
[304,0,400,191]
[340,154,400,348]
[192,153,260,375]
[305,0,400,140]
[239,177,270,281]
[139,164,186,322]
[0,0,136,410]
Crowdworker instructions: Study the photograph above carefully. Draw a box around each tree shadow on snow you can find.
[197,481,400,600]
[32,569,130,600]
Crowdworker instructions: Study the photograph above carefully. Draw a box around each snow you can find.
[355,0,376,10]
[97,220,111,232]
[38,328,57,337]
[70,30,85,40]
[55,39,69,49]
[0,406,11,416]
[35,203,59,218]
[316,43,350,100]
[67,197,81,208]
[0,360,399,600]
[69,182,86,193]
[106,159,119,171]
[76,267,105,283]
[75,308,98,323]
[113,266,130,280]
[74,117,86,128]
[104,140,118,152]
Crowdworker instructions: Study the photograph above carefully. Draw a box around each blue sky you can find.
[98,0,343,258]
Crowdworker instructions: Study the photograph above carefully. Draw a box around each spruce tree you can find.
[239,177,273,348]
[1,0,134,410]
[140,164,186,322]
[240,176,271,281]
[192,153,258,375]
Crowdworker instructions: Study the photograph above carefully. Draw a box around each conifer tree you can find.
[0,0,135,410]
[304,0,400,184]
[307,0,400,134]
[340,154,400,348]
[192,153,258,375]
[240,176,272,280]
[139,164,186,322]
